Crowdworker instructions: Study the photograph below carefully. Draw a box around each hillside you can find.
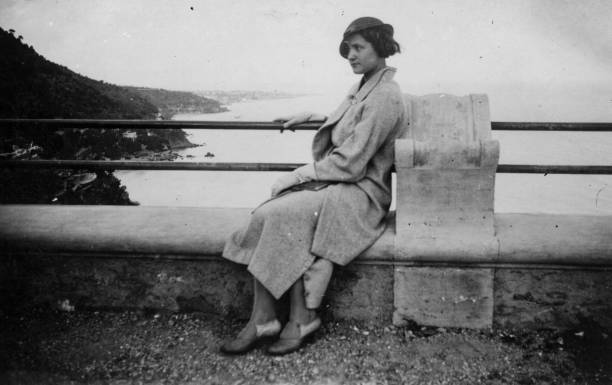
[0,27,212,154]
[125,87,227,119]
[0,28,225,120]
[0,29,158,119]
[0,27,213,205]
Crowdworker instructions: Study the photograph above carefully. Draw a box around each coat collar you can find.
[320,66,397,130]
[348,66,397,103]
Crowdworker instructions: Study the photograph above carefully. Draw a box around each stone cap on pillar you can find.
[400,93,492,142]
[394,94,500,261]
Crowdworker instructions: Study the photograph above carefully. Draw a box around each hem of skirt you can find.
[247,255,315,300]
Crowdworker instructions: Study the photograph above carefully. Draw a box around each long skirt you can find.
[222,188,333,308]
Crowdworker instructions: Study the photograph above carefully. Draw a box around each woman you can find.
[221,16,406,355]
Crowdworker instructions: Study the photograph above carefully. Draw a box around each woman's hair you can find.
[340,25,401,58]
[359,26,401,58]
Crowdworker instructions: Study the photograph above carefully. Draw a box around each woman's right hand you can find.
[273,112,313,132]
[270,172,301,197]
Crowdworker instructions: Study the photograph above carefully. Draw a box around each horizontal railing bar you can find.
[2,160,612,174]
[0,119,321,131]
[1,119,611,131]
[491,122,612,131]
[0,160,304,172]
[496,165,612,174]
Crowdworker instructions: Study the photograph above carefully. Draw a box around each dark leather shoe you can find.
[267,318,321,355]
[220,319,281,355]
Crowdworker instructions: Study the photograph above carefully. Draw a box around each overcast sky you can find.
[1,0,611,120]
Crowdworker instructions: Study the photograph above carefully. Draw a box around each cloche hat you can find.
[339,16,394,58]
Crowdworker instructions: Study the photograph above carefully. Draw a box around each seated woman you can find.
[221,16,406,355]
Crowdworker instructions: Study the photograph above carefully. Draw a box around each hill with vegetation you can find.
[0,29,158,119]
[0,27,220,205]
[125,87,227,119]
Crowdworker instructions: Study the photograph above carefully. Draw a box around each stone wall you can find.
[3,253,611,331]
[1,254,394,323]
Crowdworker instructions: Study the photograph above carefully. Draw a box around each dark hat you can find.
[339,17,394,58]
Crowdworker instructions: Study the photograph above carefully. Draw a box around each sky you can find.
[1,0,611,121]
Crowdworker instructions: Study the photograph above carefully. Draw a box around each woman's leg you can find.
[303,258,334,309]
[220,278,280,354]
[250,278,277,322]
[267,278,321,355]
[267,259,332,355]
[235,278,278,339]
[288,278,317,325]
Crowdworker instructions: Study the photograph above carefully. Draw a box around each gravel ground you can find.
[0,307,610,385]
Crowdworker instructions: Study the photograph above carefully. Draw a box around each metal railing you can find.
[1,119,612,174]
[2,119,612,131]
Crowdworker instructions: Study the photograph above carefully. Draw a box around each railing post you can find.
[393,94,500,328]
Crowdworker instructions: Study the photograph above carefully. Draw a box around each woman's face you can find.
[344,34,385,77]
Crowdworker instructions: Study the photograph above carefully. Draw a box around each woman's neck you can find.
[363,60,387,83]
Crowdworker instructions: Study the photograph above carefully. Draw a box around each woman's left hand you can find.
[270,172,301,197]
[273,112,327,133]
[274,112,313,133]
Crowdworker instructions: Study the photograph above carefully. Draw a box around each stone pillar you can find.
[393,94,500,328]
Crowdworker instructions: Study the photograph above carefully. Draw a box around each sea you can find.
[116,94,612,215]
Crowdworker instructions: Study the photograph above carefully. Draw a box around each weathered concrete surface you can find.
[402,94,492,142]
[494,268,612,330]
[394,168,498,260]
[0,205,395,261]
[3,205,612,265]
[5,253,612,331]
[1,254,252,315]
[2,204,612,330]
[393,267,494,329]
[394,94,499,261]
[326,264,394,323]
[496,214,612,264]
[0,256,19,309]
[0,205,250,255]
[392,95,498,329]
[1,254,392,322]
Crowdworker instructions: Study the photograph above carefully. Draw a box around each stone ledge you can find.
[0,205,395,261]
[1,205,611,266]
[496,213,612,265]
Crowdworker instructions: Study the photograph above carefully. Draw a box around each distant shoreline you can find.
[196,90,310,106]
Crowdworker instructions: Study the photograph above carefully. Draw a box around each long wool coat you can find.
[223,66,407,297]
[308,66,407,265]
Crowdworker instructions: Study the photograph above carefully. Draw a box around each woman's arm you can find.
[314,91,403,183]
[305,113,328,122]
[283,90,403,189]
[269,111,327,196]
[274,112,327,132]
